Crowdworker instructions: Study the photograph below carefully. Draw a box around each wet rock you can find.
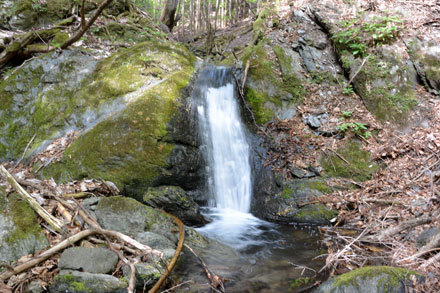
[253,179,337,225]
[135,232,175,259]
[58,247,118,274]
[143,185,206,226]
[49,270,126,293]
[417,227,439,248]
[314,266,422,293]
[0,189,49,264]
[122,263,161,290]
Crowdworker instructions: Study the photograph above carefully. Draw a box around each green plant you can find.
[340,110,353,119]
[338,122,371,139]
[332,16,402,57]
[343,84,354,95]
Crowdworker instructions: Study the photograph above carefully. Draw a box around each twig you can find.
[160,280,194,293]
[347,56,369,85]
[328,149,351,165]
[15,133,36,166]
[183,244,225,293]
[0,165,64,232]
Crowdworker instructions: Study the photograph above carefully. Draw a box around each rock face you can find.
[143,185,206,226]
[0,188,48,264]
[314,266,421,293]
[58,247,118,274]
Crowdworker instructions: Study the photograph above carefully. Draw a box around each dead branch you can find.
[0,165,64,232]
[62,192,94,199]
[375,216,432,240]
[183,243,225,293]
[148,213,185,293]
[61,0,114,49]
[0,229,96,281]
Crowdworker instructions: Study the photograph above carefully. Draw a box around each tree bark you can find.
[160,0,179,32]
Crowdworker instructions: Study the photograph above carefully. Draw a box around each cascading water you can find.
[195,66,275,249]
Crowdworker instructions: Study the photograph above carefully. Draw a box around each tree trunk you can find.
[160,0,179,32]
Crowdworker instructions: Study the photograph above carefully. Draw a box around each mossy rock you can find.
[40,40,196,198]
[347,50,418,124]
[314,266,422,293]
[242,42,305,124]
[0,49,99,161]
[50,270,126,293]
[0,187,49,264]
[321,140,378,182]
[255,178,337,225]
[407,39,440,93]
[95,196,178,243]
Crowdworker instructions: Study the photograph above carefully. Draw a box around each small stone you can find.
[290,167,316,178]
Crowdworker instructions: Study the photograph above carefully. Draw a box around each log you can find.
[0,165,64,232]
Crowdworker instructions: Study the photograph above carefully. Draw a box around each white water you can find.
[196,67,276,249]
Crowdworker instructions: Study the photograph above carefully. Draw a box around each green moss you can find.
[295,204,338,221]
[289,277,314,291]
[51,32,69,46]
[242,42,304,124]
[345,53,417,123]
[333,266,419,291]
[301,180,332,194]
[0,193,45,245]
[281,186,292,199]
[55,274,91,293]
[321,140,378,181]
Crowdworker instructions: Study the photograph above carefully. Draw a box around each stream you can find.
[175,66,324,292]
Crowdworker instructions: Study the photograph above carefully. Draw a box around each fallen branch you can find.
[0,229,96,281]
[0,165,63,232]
[375,216,432,240]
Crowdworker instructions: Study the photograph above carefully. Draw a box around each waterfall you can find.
[195,66,273,249]
[196,69,252,213]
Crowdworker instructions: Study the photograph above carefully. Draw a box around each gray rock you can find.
[95,196,178,243]
[303,113,328,129]
[407,38,440,93]
[122,263,161,290]
[135,231,176,259]
[143,186,206,226]
[49,270,126,293]
[24,280,44,293]
[417,227,439,248]
[314,266,421,293]
[59,247,118,274]
[290,166,316,178]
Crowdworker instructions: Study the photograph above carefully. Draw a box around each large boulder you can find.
[314,266,421,293]
[0,187,49,264]
[0,39,202,199]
